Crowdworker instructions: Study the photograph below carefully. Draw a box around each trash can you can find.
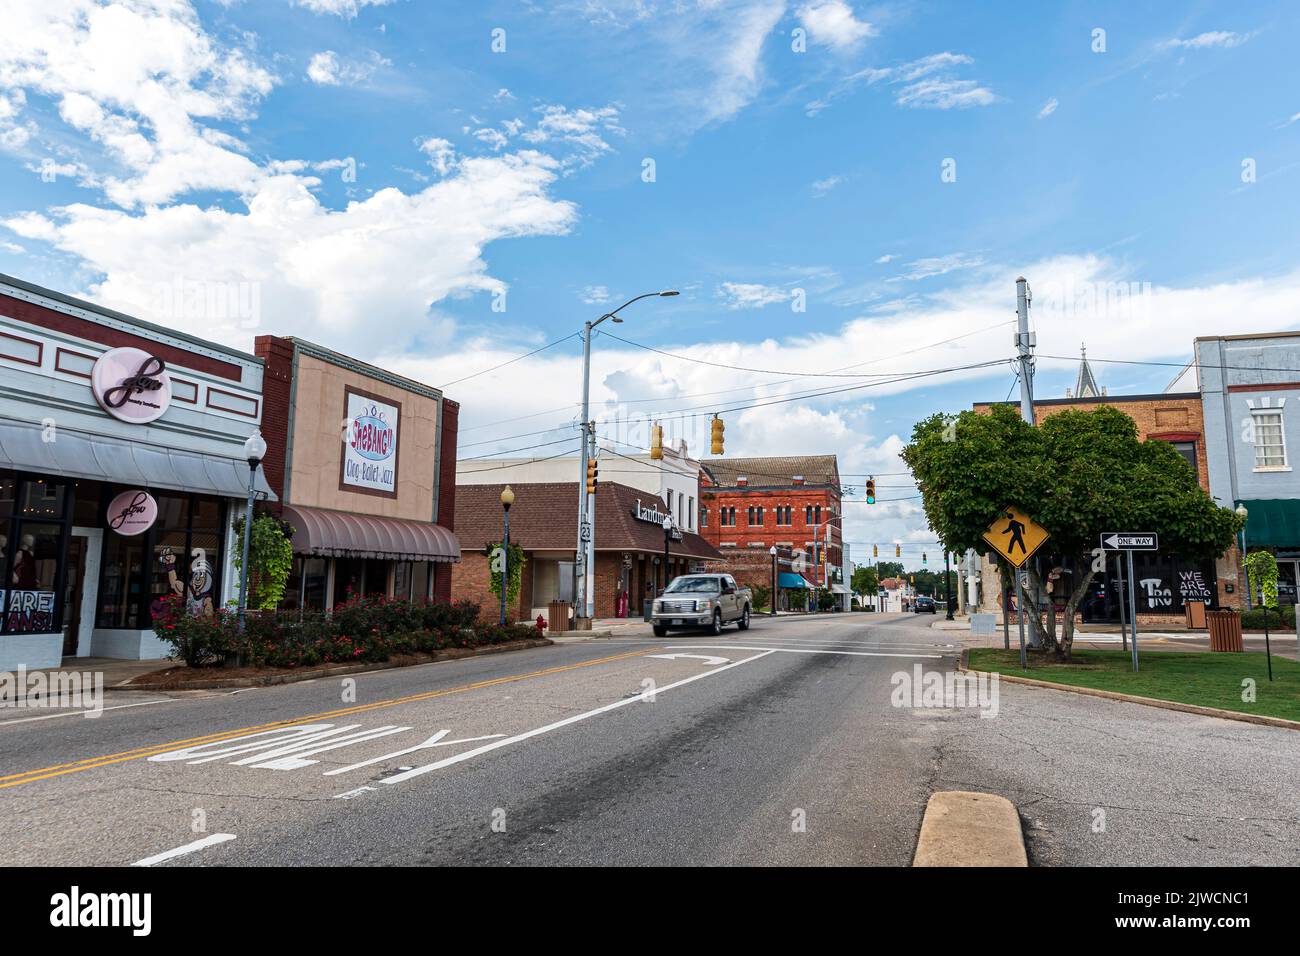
[643,599,654,622]
[1206,609,1243,652]
[1185,600,1207,629]
[547,600,572,633]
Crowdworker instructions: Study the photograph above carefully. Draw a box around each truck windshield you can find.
[665,577,719,593]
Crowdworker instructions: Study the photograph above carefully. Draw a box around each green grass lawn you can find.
[968,648,1300,723]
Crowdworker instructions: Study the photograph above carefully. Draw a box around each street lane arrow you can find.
[646,653,730,666]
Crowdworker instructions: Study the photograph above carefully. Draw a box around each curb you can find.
[913,791,1027,867]
[120,638,554,691]
[959,649,1300,732]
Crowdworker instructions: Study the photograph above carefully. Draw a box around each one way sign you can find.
[1100,532,1159,551]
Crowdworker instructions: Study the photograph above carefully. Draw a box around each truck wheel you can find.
[653,625,668,638]
[709,610,723,635]
[737,605,751,630]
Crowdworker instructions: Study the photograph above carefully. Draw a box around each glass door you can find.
[61,537,87,655]
[1277,559,1298,607]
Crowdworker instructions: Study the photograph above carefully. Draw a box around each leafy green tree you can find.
[233,514,294,611]
[902,404,1241,660]
[851,564,878,595]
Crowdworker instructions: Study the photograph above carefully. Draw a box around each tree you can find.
[232,514,295,611]
[851,564,878,595]
[901,404,1241,660]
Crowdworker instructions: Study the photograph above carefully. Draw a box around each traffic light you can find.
[586,457,599,495]
[872,544,878,558]
[895,543,901,558]
[922,552,928,565]
[710,415,725,455]
[650,422,663,460]
[864,479,876,504]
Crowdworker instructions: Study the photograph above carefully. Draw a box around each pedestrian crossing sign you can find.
[981,506,1050,568]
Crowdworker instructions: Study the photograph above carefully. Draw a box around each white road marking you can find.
[333,786,377,800]
[323,731,508,776]
[377,649,778,788]
[0,696,183,725]
[673,644,943,659]
[645,653,730,666]
[132,833,236,867]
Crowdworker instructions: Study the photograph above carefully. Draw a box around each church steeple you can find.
[1071,344,1104,399]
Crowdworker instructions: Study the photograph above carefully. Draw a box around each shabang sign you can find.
[342,389,400,495]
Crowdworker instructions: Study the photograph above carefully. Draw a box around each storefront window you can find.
[533,559,574,607]
[99,535,145,629]
[1,476,71,636]
[19,479,65,519]
[411,561,430,603]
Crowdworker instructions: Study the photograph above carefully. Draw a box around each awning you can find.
[830,583,850,595]
[778,572,810,589]
[283,504,460,562]
[0,419,275,500]
[1239,499,1300,549]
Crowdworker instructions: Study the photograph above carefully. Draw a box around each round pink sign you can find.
[107,489,158,536]
[91,347,172,424]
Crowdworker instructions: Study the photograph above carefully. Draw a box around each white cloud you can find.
[1164,31,1251,50]
[716,281,790,309]
[875,254,895,264]
[417,136,455,175]
[1037,97,1058,119]
[580,285,612,305]
[291,0,395,17]
[797,1,876,51]
[1277,110,1300,129]
[811,175,844,197]
[305,50,388,86]
[806,50,998,115]
[891,253,984,281]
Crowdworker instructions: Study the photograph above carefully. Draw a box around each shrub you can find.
[148,593,538,669]
[1241,605,1296,629]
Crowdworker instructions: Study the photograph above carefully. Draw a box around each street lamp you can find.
[1235,503,1250,609]
[769,545,778,617]
[499,485,515,626]
[661,513,674,595]
[574,291,678,623]
[237,429,267,632]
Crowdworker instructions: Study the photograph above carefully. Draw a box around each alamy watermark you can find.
[0,666,104,717]
[890,664,999,718]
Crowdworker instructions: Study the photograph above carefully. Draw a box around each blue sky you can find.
[2,0,1298,563]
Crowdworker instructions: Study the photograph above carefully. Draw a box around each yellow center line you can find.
[0,646,663,790]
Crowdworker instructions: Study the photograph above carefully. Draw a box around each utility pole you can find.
[1014,276,1039,652]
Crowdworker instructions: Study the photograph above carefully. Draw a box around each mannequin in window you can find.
[12,533,37,589]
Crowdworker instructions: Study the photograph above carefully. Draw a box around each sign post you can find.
[1100,533,1159,672]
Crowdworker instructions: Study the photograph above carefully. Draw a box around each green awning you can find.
[1238,499,1300,548]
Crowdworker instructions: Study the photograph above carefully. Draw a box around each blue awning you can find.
[778,572,810,589]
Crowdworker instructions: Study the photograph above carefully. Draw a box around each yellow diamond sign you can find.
[982,506,1050,568]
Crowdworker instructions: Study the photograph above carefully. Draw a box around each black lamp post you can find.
[237,429,267,633]
[769,545,778,616]
[499,485,514,626]
[661,514,673,594]
[945,550,955,620]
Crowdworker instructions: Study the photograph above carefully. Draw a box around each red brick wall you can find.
[451,549,531,623]
[699,485,842,569]
[434,397,459,603]
[253,334,295,513]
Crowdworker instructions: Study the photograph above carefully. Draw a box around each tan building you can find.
[256,336,460,609]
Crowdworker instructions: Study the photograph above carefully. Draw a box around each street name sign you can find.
[981,506,1050,568]
[1100,533,1158,551]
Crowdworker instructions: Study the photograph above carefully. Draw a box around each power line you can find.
[457,434,580,461]
[439,332,582,389]
[455,446,580,474]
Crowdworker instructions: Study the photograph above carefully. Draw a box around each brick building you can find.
[452,481,720,623]
[972,351,1225,624]
[255,336,461,609]
[698,455,845,602]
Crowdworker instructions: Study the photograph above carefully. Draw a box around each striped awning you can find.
[283,504,460,562]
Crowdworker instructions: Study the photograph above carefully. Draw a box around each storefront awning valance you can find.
[283,504,460,562]
[1239,499,1300,549]
[778,572,810,589]
[830,583,850,595]
[0,419,275,500]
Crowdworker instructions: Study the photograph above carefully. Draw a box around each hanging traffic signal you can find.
[710,415,725,455]
[922,552,928,565]
[650,422,663,460]
[872,544,878,558]
[864,479,876,504]
[586,457,599,495]
[895,544,901,558]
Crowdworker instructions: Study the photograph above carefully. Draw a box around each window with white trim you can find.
[1253,410,1288,469]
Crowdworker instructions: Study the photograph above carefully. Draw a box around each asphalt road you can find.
[1,612,1295,866]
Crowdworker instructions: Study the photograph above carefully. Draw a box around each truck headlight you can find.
[653,601,663,613]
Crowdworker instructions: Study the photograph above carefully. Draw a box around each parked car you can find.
[652,574,752,636]
[913,596,937,614]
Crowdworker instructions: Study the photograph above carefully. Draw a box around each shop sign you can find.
[91,347,173,424]
[2,590,56,633]
[107,489,158,536]
[342,389,400,495]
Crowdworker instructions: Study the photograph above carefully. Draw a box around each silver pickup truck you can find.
[651,573,753,636]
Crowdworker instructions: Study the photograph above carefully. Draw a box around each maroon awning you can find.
[283,505,460,562]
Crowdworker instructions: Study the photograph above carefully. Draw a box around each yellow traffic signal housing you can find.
[710,415,725,455]
[650,422,663,460]
[586,457,599,495]
[872,544,878,558]
[864,479,876,504]
[895,544,901,558]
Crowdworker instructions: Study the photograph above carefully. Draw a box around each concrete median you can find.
[913,790,1028,867]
